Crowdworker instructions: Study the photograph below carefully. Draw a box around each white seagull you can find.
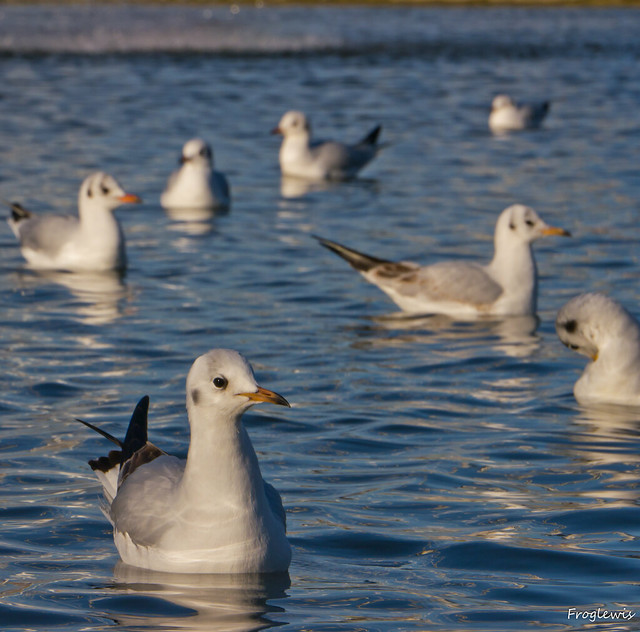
[272,110,382,181]
[7,172,140,272]
[78,349,292,574]
[316,204,569,318]
[161,138,230,211]
[556,293,640,407]
[489,94,550,133]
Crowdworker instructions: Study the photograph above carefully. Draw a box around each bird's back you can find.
[368,259,502,314]
[12,214,80,260]
[312,134,379,179]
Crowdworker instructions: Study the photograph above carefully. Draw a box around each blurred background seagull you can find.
[161,138,230,211]
[78,349,292,574]
[272,110,382,181]
[7,171,140,272]
[556,293,640,407]
[316,204,569,318]
[489,94,550,133]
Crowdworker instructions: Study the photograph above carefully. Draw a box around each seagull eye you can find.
[101,184,110,195]
[213,376,228,389]
[525,219,535,227]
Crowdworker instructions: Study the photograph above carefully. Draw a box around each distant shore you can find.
[1,0,639,6]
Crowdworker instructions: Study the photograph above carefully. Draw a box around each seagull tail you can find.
[314,235,390,272]
[358,125,382,147]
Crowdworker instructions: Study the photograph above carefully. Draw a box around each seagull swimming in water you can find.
[161,138,230,211]
[556,293,640,407]
[272,110,382,181]
[489,94,550,133]
[7,171,141,272]
[78,349,292,574]
[316,204,569,318]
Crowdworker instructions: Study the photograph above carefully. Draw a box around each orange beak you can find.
[238,386,290,408]
[271,126,282,135]
[542,225,571,237]
[119,193,142,204]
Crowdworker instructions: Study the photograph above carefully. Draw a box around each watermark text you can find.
[568,607,636,623]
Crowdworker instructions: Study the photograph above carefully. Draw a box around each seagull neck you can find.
[78,200,117,229]
[180,408,265,504]
[599,324,640,370]
[489,238,537,289]
[284,131,310,150]
[186,158,212,172]
[486,237,538,314]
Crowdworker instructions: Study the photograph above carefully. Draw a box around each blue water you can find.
[0,4,639,631]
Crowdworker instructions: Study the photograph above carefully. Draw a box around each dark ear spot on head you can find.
[87,186,93,198]
[509,222,515,230]
[564,319,577,334]
[190,388,200,406]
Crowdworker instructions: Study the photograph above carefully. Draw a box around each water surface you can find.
[0,5,639,631]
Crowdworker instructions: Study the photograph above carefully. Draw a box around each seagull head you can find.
[186,349,290,422]
[180,138,213,167]
[495,204,570,247]
[491,94,514,112]
[79,172,142,213]
[556,292,640,362]
[271,110,311,138]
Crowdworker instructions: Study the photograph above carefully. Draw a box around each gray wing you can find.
[375,260,503,306]
[311,140,376,179]
[521,101,550,128]
[17,215,79,255]
[264,480,287,530]
[110,454,185,546]
[211,170,230,206]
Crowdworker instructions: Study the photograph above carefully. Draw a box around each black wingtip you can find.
[76,395,150,460]
[313,234,389,272]
[360,124,382,146]
[4,200,31,222]
[77,396,151,474]
[120,396,150,464]
[76,417,123,448]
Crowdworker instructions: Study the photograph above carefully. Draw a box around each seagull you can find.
[316,204,569,318]
[489,94,550,133]
[77,349,292,574]
[272,110,382,181]
[161,138,230,211]
[7,171,141,272]
[556,293,640,407]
